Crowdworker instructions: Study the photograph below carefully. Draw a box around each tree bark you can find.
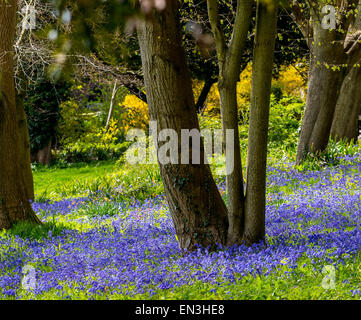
[0,0,40,229]
[243,0,278,245]
[331,62,361,143]
[137,1,229,250]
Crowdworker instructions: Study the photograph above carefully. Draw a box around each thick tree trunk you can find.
[296,23,346,163]
[137,1,229,250]
[330,63,361,143]
[16,95,35,201]
[31,139,52,165]
[243,0,278,245]
[0,0,40,229]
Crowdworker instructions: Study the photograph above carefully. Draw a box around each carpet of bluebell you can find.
[1,153,361,299]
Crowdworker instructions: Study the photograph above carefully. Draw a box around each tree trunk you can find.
[218,82,245,245]
[105,80,119,131]
[0,0,41,229]
[137,1,229,250]
[330,63,361,143]
[16,94,35,201]
[207,0,253,246]
[243,0,278,245]
[32,139,52,166]
[195,78,217,113]
[296,19,347,163]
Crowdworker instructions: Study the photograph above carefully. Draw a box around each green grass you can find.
[33,160,117,200]
[33,158,164,203]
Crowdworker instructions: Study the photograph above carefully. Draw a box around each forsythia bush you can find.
[120,94,149,132]
[274,63,308,99]
[193,62,307,125]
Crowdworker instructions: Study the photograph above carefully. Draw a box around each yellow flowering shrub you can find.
[96,119,120,144]
[274,63,308,100]
[120,94,149,132]
[117,62,307,134]
[194,62,307,118]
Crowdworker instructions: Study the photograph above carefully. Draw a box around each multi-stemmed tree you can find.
[137,0,278,248]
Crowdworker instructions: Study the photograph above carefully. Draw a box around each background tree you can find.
[330,3,361,142]
[288,0,360,163]
[25,78,71,165]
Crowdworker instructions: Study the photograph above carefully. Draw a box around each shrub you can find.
[54,140,131,164]
[121,94,149,132]
[54,119,132,163]
[268,95,304,150]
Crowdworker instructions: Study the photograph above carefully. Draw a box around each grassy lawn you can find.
[33,161,118,200]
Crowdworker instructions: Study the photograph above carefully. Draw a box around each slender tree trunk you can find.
[105,80,119,131]
[16,94,35,201]
[0,0,40,229]
[123,83,147,103]
[330,63,361,143]
[218,81,245,245]
[207,0,253,246]
[137,1,229,250]
[195,78,217,113]
[243,0,278,245]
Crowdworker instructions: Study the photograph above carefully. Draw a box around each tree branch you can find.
[227,0,253,81]
[206,0,227,63]
[286,1,313,47]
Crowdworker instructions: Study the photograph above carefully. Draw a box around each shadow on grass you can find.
[9,221,68,241]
